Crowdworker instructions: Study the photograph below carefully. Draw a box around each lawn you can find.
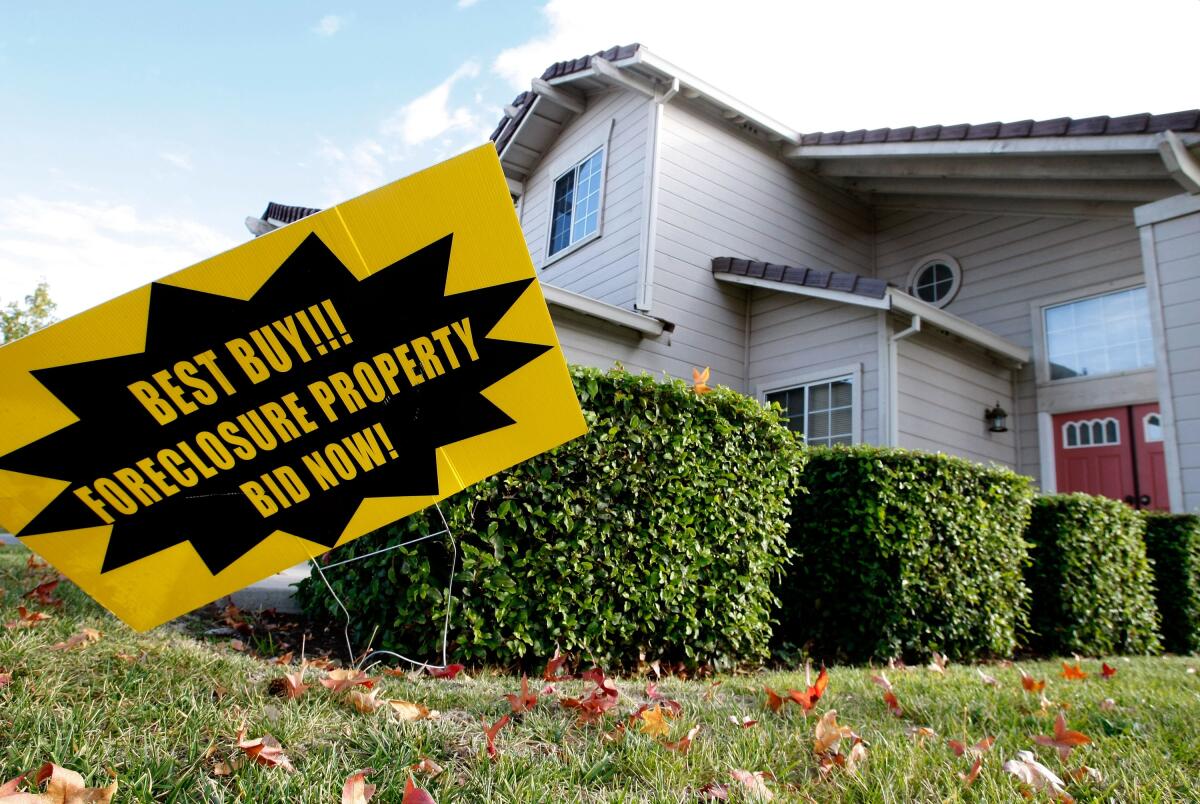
[2,544,1199,802]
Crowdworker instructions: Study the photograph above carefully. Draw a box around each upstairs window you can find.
[1044,286,1153,380]
[766,376,854,447]
[548,148,604,258]
[906,254,961,307]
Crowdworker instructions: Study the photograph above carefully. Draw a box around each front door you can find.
[1052,404,1169,510]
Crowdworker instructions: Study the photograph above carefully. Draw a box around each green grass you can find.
[3,544,1199,802]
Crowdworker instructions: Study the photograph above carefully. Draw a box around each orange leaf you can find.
[1060,661,1088,680]
[639,704,673,738]
[321,669,374,693]
[4,606,52,629]
[786,666,829,712]
[1033,710,1092,762]
[763,686,784,713]
[882,690,903,717]
[402,776,438,804]
[388,699,431,721]
[1101,662,1117,679]
[504,674,538,714]
[409,758,443,778]
[543,648,569,681]
[23,578,63,608]
[663,724,701,753]
[960,757,983,787]
[50,627,102,651]
[692,367,713,394]
[426,663,464,680]
[341,768,376,804]
[483,715,510,759]
[869,672,893,694]
[270,651,295,666]
[268,671,309,700]
[1019,669,1046,693]
[235,726,295,771]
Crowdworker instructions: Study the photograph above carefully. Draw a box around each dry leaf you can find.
[113,653,139,664]
[602,722,626,743]
[1019,668,1046,693]
[693,367,713,395]
[402,776,437,804]
[639,704,673,738]
[1100,697,1116,711]
[321,669,374,694]
[763,686,784,713]
[786,666,829,712]
[814,710,855,755]
[388,699,431,721]
[1069,765,1103,783]
[906,726,938,745]
[664,725,701,754]
[229,639,247,653]
[728,769,774,801]
[341,769,376,804]
[409,758,443,778]
[270,651,295,666]
[1034,710,1092,762]
[948,736,995,758]
[483,715,509,759]
[1100,662,1117,679]
[49,628,102,651]
[504,675,538,714]
[1060,661,1088,680]
[426,663,464,680]
[4,606,52,629]
[543,648,569,681]
[0,672,12,689]
[346,689,384,714]
[882,691,903,717]
[23,578,63,608]
[1003,750,1071,802]
[235,726,295,771]
[696,781,729,799]
[869,672,893,694]
[927,651,948,674]
[267,671,309,700]
[960,757,983,787]
[729,715,758,729]
[0,762,117,803]
[977,668,1000,687]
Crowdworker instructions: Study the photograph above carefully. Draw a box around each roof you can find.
[262,202,321,225]
[711,257,888,300]
[798,110,1200,147]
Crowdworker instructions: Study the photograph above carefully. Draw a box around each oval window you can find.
[906,254,962,307]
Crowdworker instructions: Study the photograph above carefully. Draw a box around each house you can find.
[249,44,1200,513]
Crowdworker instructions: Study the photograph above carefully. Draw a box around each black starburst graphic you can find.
[0,232,549,575]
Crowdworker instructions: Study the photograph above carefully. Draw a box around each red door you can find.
[1052,404,1169,510]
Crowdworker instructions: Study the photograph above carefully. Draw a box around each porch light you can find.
[985,402,1008,433]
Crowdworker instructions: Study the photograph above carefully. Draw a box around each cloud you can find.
[382,62,483,147]
[0,197,236,318]
[312,14,344,36]
[492,0,1200,132]
[159,152,193,172]
[457,0,480,6]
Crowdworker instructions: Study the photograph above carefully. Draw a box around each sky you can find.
[1,0,1197,318]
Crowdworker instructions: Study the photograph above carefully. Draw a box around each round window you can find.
[906,254,961,307]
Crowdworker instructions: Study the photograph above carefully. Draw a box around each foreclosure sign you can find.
[0,145,587,630]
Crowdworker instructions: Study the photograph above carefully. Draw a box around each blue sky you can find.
[2,0,1197,317]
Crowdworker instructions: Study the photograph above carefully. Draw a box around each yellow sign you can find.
[0,145,587,630]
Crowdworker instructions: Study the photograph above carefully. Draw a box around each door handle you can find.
[1139,495,1151,506]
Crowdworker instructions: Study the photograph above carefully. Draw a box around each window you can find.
[547,148,604,257]
[1062,417,1120,448]
[1143,412,1163,443]
[766,376,854,447]
[1044,286,1153,380]
[906,254,961,307]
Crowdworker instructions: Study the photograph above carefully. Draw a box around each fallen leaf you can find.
[235,726,295,771]
[1003,750,1071,802]
[270,651,295,666]
[4,606,52,629]
[113,653,139,663]
[763,686,784,713]
[664,724,701,754]
[483,715,509,759]
[504,674,538,714]
[887,656,908,671]
[977,668,1000,687]
[543,648,569,681]
[728,769,774,800]
[787,666,829,712]
[409,758,443,778]
[869,672,893,694]
[388,699,431,721]
[906,725,938,745]
[1069,765,1103,783]
[814,709,856,755]
[1019,668,1046,693]
[341,768,376,804]
[696,781,729,800]
[23,578,63,608]
[1061,661,1088,680]
[1101,662,1117,679]
[1034,710,1092,762]
[928,652,948,674]
[948,736,995,758]
[602,722,626,743]
[50,627,102,652]
[2,762,117,803]
[960,757,983,787]
[0,671,11,689]
[0,773,25,796]
[321,669,374,693]
[427,663,464,680]
[882,690,903,717]
[268,670,309,700]
[346,689,384,714]
[229,639,247,653]
[693,367,713,394]
[402,776,437,804]
[729,715,758,728]
[639,704,673,738]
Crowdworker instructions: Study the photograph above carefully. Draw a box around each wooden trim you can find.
[531,78,586,115]
[888,289,1031,365]
[788,133,1200,160]
[1134,192,1200,226]
[1159,130,1200,194]
[541,283,666,337]
[757,364,864,446]
[713,272,892,310]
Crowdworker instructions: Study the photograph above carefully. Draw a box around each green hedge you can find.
[1143,513,1200,654]
[779,446,1034,663]
[296,365,804,668]
[1024,494,1161,655]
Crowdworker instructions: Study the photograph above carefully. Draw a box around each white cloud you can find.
[159,152,193,172]
[457,0,480,7]
[312,14,344,36]
[0,197,236,319]
[382,62,483,147]
[492,0,1200,133]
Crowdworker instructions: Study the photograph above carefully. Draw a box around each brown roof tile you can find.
[711,257,888,300]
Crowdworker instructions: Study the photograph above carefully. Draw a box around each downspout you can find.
[635,77,679,312]
[887,314,922,446]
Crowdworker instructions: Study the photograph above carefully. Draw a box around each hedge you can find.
[296,365,804,668]
[1143,513,1200,654]
[778,446,1034,663]
[1024,494,1161,655]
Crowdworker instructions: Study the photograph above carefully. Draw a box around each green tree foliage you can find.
[297,365,804,668]
[1,281,57,343]
[1025,494,1161,655]
[780,446,1035,662]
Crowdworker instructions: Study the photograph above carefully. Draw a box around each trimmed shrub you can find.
[779,446,1034,663]
[1143,513,1200,654]
[1024,494,1161,655]
[296,365,804,668]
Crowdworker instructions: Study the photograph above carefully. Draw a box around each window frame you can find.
[905,253,962,308]
[542,132,611,266]
[759,364,863,447]
[1032,280,1155,386]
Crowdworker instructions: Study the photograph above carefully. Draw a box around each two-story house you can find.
[251,44,1200,513]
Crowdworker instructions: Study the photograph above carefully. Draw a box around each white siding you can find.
[747,291,881,445]
[1142,208,1200,512]
[896,329,1017,467]
[519,88,649,309]
[875,210,1145,484]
